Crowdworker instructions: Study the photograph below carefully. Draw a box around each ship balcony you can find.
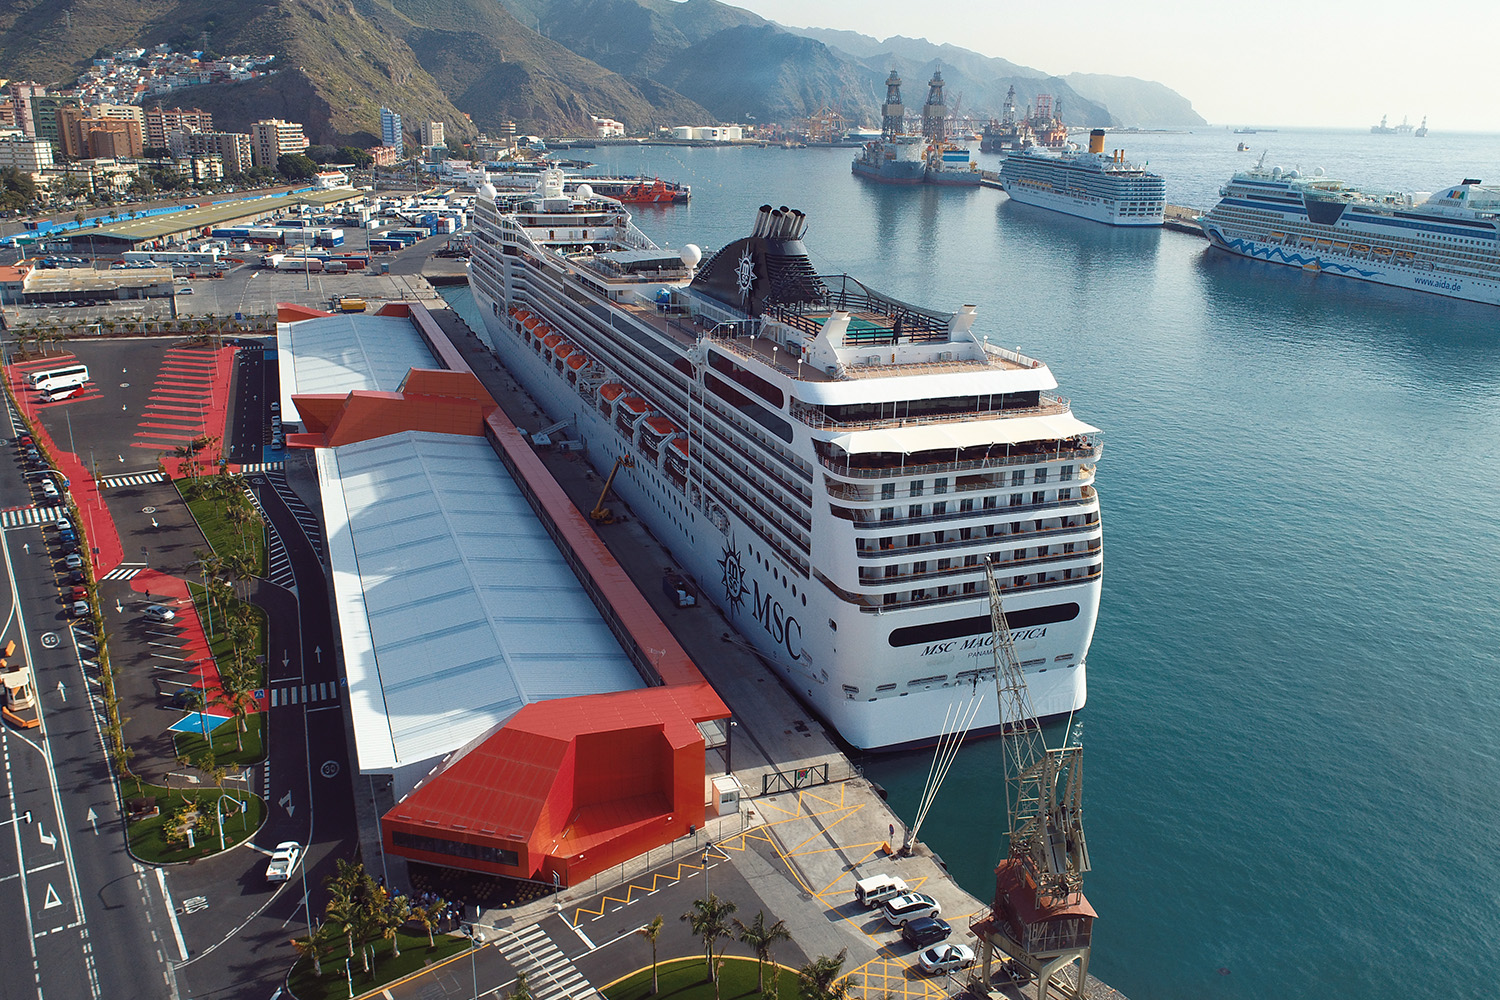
[816,562,1103,613]
[818,440,1102,480]
[832,486,1098,531]
[854,515,1101,558]
[856,544,1101,585]
[825,464,1095,504]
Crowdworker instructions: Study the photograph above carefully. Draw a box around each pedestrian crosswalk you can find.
[495,925,601,1000]
[268,682,340,708]
[99,565,145,581]
[1,505,65,528]
[100,472,166,489]
[239,462,284,473]
[269,471,324,561]
[242,486,296,589]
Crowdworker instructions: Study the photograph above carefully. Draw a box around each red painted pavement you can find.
[130,570,266,723]
[4,357,125,576]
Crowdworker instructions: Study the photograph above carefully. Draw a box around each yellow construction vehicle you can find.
[591,455,635,524]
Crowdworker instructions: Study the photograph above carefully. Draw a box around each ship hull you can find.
[1002,182,1164,227]
[852,159,927,185]
[925,168,982,187]
[1200,225,1500,307]
[470,284,1097,751]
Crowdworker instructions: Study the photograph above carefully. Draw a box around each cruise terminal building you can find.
[275,302,728,886]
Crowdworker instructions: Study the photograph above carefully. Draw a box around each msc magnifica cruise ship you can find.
[467,169,1105,750]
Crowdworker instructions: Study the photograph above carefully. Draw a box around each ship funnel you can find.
[753,204,773,237]
[1088,129,1105,154]
[766,208,785,238]
[789,209,807,239]
[774,205,794,238]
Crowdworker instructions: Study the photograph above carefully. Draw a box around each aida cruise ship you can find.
[467,170,1104,750]
[1201,164,1500,306]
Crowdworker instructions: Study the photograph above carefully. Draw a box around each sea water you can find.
[443,128,1500,1000]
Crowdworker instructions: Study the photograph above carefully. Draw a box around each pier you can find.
[1163,203,1205,237]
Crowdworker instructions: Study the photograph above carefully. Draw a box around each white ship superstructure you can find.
[467,170,1104,750]
[1201,165,1500,306]
[1000,129,1165,227]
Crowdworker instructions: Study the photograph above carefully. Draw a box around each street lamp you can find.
[463,925,486,1000]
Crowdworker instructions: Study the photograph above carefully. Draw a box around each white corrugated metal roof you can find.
[276,314,436,416]
[321,431,643,772]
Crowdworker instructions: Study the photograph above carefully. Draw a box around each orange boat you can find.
[616,178,691,204]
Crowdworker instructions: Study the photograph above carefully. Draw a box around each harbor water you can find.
[443,128,1500,1000]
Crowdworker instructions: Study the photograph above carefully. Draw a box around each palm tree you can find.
[209,685,256,751]
[380,893,410,960]
[681,893,737,989]
[509,971,533,1000]
[324,859,381,971]
[638,915,664,994]
[291,922,331,976]
[412,897,445,947]
[797,951,850,1000]
[735,910,791,995]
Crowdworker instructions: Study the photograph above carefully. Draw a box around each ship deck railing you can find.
[853,516,1101,559]
[839,486,1097,532]
[818,439,1102,479]
[791,394,1070,432]
[817,561,1103,613]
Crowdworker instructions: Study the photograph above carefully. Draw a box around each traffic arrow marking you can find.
[314,646,322,663]
[56,681,66,703]
[86,807,98,834]
[279,791,295,817]
[38,826,56,849]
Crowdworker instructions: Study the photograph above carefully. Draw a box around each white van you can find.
[855,874,909,908]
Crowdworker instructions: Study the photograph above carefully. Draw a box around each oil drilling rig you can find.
[970,562,1095,998]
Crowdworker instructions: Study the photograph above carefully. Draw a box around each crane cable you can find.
[905,693,985,851]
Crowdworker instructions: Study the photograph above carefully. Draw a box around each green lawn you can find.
[126,782,266,864]
[172,711,265,767]
[182,484,267,577]
[288,932,471,1000]
[604,957,802,1000]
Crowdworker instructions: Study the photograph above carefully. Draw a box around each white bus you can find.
[40,385,79,403]
[34,368,89,395]
[27,363,88,389]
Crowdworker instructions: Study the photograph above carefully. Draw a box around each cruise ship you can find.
[999,129,1166,226]
[467,169,1104,751]
[1200,164,1500,306]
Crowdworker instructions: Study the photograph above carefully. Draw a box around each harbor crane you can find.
[971,560,1095,999]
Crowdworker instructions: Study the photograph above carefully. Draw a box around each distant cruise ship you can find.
[1200,163,1500,306]
[467,170,1105,751]
[999,130,1165,226]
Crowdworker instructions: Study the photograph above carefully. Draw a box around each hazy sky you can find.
[731,0,1497,131]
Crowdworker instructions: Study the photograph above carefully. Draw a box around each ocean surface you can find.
[443,128,1500,1000]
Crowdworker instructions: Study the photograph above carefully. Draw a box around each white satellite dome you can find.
[1271,166,1283,179]
[680,244,702,268]
[577,183,594,199]
[1313,166,1325,177]
[478,182,497,201]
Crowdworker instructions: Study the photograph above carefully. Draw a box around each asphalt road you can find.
[10,334,359,998]
[0,408,182,999]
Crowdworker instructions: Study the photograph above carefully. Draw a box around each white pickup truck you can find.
[265,841,302,883]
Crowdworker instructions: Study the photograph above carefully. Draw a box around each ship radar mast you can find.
[881,69,905,141]
[972,561,1096,1000]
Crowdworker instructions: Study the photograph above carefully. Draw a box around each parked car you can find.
[179,287,193,295]
[40,480,58,498]
[70,600,89,617]
[64,554,83,570]
[143,604,176,622]
[901,916,952,949]
[882,892,941,927]
[856,873,909,908]
[918,943,975,974]
[265,841,302,882]
[55,517,71,532]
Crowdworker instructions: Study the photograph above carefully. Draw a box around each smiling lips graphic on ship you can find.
[466,171,1105,749]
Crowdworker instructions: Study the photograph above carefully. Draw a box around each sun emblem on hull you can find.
[718,541,750,617]
[734,247,756,303]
